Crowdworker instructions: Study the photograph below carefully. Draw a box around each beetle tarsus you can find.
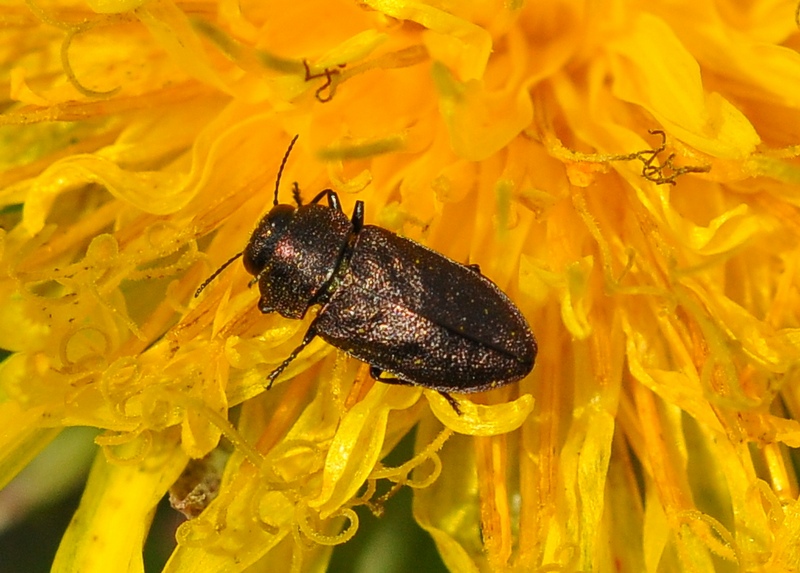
[439,391,462,415]
[352,201,364,233]
[265,322,319,389]
[369,366,463,416]
[369,366,406,385]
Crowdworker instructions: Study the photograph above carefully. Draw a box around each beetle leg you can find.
[352,201,364,233]
[466,263,481,274]
[438,392,462,415]
[369,366,391,382]
[369,367,463,415]
[369,366,411,386]
[265,320,318,389]
[308,189,342,211]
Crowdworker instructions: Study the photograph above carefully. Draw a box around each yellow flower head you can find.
[2,0,800,571]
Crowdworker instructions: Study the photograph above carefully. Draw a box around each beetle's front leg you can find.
[307,189,342,211]
[266,318,319,389]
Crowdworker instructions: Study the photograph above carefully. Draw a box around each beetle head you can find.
[243,134,302,277]
[194,136,302,299]
[242,204,296,277]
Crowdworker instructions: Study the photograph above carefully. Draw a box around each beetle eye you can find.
[243,205,295,275]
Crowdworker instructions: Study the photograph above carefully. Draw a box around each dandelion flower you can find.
[2,0,800,572]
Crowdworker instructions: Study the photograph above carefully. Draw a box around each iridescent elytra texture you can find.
[245,191,536,395]
[317,225,536,392]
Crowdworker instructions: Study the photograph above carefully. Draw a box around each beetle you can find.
[196,136,536,412]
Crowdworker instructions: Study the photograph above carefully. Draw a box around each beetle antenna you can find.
[194,251,243,298]
[275,135,300,206]
[291,182,303,206]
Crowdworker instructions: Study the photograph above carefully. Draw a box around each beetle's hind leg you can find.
[437,392,462,415]
[466,263,481,274]
[369,367,462,415]
[369,366,404,385]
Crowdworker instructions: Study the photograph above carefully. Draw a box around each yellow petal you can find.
[52,435,187,573]
[608,13,760,159]
[427,391,533,436]
[310,383,421,517]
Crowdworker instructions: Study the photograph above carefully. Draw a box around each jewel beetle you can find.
[197,136,537,411]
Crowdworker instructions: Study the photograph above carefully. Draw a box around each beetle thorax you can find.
[244,203,353,319]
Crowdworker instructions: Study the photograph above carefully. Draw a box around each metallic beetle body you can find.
[243,189,537,400]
